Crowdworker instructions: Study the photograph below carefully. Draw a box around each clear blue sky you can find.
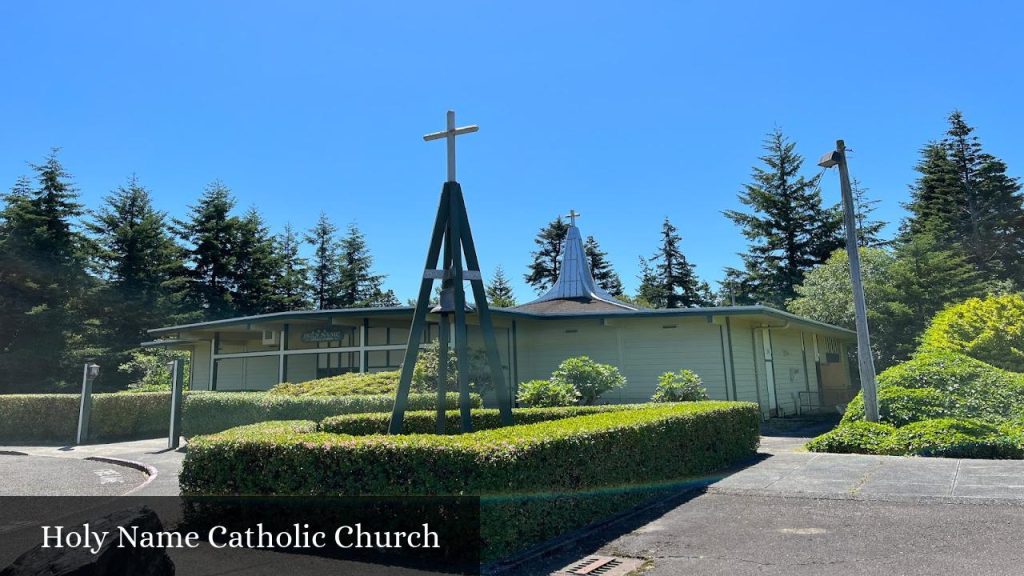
[1,2,1022,303]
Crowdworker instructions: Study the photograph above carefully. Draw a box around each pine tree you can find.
[0,151,94,390]
[850,179,888,248]
[274,223,312,311]
[173,181,240,319]
[231,208,280,315]
[305,212,342,309]
[525,216,569,293]
[641,218,710,308]
[337,223,393,307]
[87,176,186,387]
[486,265,517,307]
[902,112,1024,285]
[723,129,843,307]
[583,236,624,295]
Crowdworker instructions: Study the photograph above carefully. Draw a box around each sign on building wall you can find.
[301,329,344,343]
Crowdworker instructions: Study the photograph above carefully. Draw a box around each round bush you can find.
[880,418,1021,459]
[805,421,897,454]
[841,386,949,426]
[652,370,709,402]
[919,294,1024,372]
[516,379,578,407]
[551,356,626,405]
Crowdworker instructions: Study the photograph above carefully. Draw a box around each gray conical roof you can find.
[515,224,636,313]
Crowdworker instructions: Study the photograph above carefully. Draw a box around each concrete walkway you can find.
[711,434,1024,502]
[1,438,184,496]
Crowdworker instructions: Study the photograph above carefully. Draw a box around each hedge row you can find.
[181,391,480,437]
[180,401,761,559]
[807,418,1024,459]
[320,404,647,435]
[269,371,400,396]
[0,392,171,443]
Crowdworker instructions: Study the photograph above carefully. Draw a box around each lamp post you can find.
[76,363,100,445]
[818,140,879,422]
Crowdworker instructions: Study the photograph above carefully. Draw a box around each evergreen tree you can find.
[583,236,624,295]
[525,216,569,293]
[640,218,711,308]
[902,112,1024,285]
[486,265,517,307]
[231,208,280,315]
[305,212,342,309]
[87,176,186,387]
[723,129,843,307]
[850,178,888,248]
[0,151,94,390]
[274,223,312,310]
[337,223,394,307]
[173,181,240,319]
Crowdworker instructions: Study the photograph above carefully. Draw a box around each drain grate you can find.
[552,555,644,576]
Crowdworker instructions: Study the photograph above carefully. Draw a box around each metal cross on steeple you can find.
[423,110,479,182]
[566,209,581,227]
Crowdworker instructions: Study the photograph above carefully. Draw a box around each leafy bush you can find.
[119,348,191,392]
[516,379,578,407]
[412,342,494,396]
[0,392,171,443]
[841,351,1024,424]
[880,418,1023,459]
[321,405,645,435]
[182,391,479,437]
[270,371,399,396]
[805,421,897,454]
[181,402,760,560]
[551,356,626,405]
[841,386,948,427]
[919,294,1024,372]
[652,370,709,402]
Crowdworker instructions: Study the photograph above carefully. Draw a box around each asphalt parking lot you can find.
[0,453,148,496]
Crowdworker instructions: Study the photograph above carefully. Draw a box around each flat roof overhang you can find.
[146,304,855,343]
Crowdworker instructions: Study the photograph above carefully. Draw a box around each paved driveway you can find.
[0,453,148,496]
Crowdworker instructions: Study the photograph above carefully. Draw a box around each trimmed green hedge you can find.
[805,421,897,454]
[841,352,1024,426]
[0,392,171,443]
[269,371,400,396]
[181,391,480,437]
[321,404,645,435]
[180,401,760,559]
[918,294,1024,372]
[808,418,1024,459]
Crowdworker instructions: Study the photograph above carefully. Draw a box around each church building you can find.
[145,220,857,419]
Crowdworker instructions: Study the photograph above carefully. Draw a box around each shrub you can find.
[182,391,480,437]
[181,402,760,560]
[805,421,897,454]
[919,294,1024,372]
[551,356,626,405]
[119,348,191,391]
[841,386,948,427]
[270,371,400,396]
[0,392,171,443]
[516,379,578,407]
[880,418,1023,459]
[652,370,709,402]
[412,342,494,396]
[321,405,645,435]
[841,351,1024,424]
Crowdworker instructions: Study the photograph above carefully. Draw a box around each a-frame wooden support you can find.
[388,181,514,434]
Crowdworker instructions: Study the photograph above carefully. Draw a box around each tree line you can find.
[518,111,1022,369]
[0,158,396,391]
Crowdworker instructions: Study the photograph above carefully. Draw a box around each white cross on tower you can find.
[423,110,479,183]
[566,209,581,227]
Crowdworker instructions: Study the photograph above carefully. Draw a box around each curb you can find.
[0,450,28,456]
[84,456,159,495]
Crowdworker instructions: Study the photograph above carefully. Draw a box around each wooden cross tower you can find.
[388,110,514,434]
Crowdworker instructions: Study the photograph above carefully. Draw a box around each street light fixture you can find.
[818,140,880,422]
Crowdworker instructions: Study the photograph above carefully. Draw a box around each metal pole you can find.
[168,359,185,449]
[76,364,93,445]
[835,139,880,422]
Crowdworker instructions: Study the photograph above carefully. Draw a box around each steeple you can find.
[515,215,636,313]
